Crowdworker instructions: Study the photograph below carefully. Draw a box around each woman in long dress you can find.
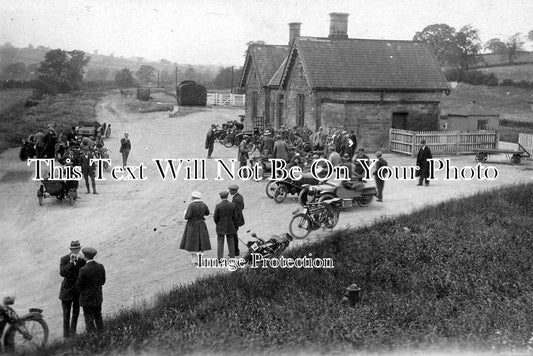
[180,191,211,264]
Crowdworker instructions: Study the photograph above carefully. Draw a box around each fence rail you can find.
[389,129,499,156]
[518,133,533,160]
[206,93,245,107]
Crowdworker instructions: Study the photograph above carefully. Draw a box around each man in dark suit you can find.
[80,146,98,194]
[214,191,238,259]
[76,247,106,333]
[228,184,245,255]
[416,139,433,186]
[205,124,216,159]
[59,240,86,338]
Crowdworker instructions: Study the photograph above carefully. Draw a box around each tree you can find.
[413,24,457,66]
[35,49,90,95]
[484,38,507,54]
[184,67,196,81]
[135,64,155,84]
[115,67,135,88]
[212,66,243,89]
[505,33,524,64]
[1,62,27,80]
[452,25,481,71]
[528,30,533,41]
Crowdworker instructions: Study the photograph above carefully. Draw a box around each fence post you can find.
[456,132,460,155]
[411,132,417,157]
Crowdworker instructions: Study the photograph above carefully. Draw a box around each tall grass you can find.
[0,91,104,153]
[42,183,533,355]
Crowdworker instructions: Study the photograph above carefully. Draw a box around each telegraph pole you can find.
[231,66,234,94]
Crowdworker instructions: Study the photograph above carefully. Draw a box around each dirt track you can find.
[1,92,532,340]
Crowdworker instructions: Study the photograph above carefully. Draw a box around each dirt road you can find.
[1,92,532,340]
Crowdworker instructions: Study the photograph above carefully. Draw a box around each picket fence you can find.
[518,133,533,160]
[206,93,245,107]
[389,128,499,156]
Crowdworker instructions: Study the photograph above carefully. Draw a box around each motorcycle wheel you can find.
[323,204,340,228]
[265,181,279,199]
[274,185,288,204]
[357,195,374,207]
[289,213,312,239]
[223,136,234,148]
[217,133,227,143]
[4,316,49,353]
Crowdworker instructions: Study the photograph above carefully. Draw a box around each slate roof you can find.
[239,45,288,88]
[267,58,287,88]
[281,37,449,91]
[443,102,499,117]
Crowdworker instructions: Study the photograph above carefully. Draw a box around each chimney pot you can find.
[329,12,349,39]
[289,22,301,45]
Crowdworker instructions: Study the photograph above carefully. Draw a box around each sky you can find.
[1,0,532,66]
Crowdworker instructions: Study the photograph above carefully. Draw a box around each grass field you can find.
[479,64,533,82]
[42,183,533,355]
[0,91,104,153]
[0,89,33,112]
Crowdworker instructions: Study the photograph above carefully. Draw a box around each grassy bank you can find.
[0,90,104,153]
[43,183,533,355]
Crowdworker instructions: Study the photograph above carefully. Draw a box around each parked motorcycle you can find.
[241,231,293,266]
[300,179,377,208]
[0,294,48,353]
[289,198,341,239]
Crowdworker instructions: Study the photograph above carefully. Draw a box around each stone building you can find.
[440,101,500,131]
[240,13,450,151]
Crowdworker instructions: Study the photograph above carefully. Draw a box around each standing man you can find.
[238,136,250,167]
[214,191,238,260]
[373,151,388,202]
[416,139,433,186]
[80,146,98,194]
[259,131,274,156]
[76,247,106,333]
[228,184,244,256]
[119,132,131,167]
[59,240,86,338]
[205,124,216,159]
[273,135,289,163]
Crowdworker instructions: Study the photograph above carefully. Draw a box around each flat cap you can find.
[82,247,97,259]
[219,191,229,199]
[228,184,239,190]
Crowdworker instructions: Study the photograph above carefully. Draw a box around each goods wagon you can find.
[176,81,206,106]
[137,88,151,101]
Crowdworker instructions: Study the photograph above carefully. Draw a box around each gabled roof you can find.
[267,58,287,88]
[239,45,288,88]
[280,37,450,92]
[443,102,499,117]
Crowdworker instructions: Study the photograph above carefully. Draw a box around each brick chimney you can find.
[329,12,349,39]
[289,22,301,45]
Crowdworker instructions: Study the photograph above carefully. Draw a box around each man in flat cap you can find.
[214,191,238,259]
[76,247,106,333]
[373,151,388,202]
[59,240,86,338]
[228,184,244,255]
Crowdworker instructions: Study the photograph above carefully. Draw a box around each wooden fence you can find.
[389,129,499,156]
[519,133,533,160]
[206,93,245,107]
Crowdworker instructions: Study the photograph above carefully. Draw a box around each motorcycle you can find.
[241,231,293,266]
[289,198,341,239]
[300,179,377,208]
[0,294,48,353]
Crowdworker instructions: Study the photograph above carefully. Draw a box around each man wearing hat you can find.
[205,124,216,159]
[80,146,98,194]
[273,135,289,162]
[59,241,86,338]
[213,191,238,259]
[416,140,433,186]
[238,136,250,167]
[76,247,106,333]
[373,151,388,202]
[228,184,245,255]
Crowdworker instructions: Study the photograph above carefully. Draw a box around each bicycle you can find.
[288,198,341,239]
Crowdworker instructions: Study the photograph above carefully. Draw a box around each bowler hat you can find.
[82,247,97,259]
[70,240,81,249]
[219,191,229,199]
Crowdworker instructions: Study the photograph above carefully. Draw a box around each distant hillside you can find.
[0,42,222,84]
[476,51,533,68]
[478,64,533,82]
[440,83,533,122]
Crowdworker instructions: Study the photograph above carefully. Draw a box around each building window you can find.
[477,120,488,130]
[297,94,305,126]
